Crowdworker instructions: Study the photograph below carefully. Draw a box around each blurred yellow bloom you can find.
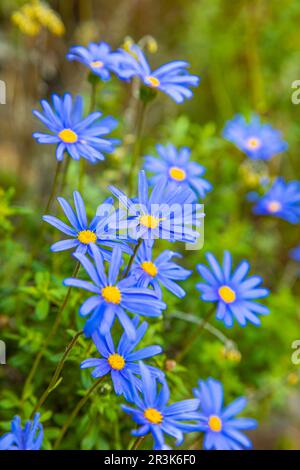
[121,36,138,60]
[121,35,158,59]
[32,2,65,36]
[239,161,268,189]
[287,372,299,385]
[11,11,41,37]
[142,36,158,54]
[221,346,242,362]
[11,1,65,37]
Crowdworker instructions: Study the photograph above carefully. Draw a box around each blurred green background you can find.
[0,0,300,450]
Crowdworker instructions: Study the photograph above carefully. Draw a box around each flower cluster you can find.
[12,0,65,37]
[6,33,297,452]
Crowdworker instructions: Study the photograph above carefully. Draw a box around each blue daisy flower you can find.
[144,144,212,201]
[223,114,287,161]
[109,170,203,243]
[129,240,192,299]
[114,45,200,103]
[122,362,201,450]
[290,245,300,262]
[43,191,132,259]
[67,41,118,80]
[193,378,257,450]
[33,93,118,162]
[64,244,166,339]
[252,178,300,224]
[196,251,269,328]
[0,413,43,451]
[81,317,163,400]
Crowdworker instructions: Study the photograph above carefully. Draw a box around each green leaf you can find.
[35,298,49,320]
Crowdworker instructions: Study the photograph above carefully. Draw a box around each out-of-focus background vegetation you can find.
[0,0,300,450]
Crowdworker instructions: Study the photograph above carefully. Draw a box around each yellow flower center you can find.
[146,76,160,88]
[141,261,158,277]
[246,137,261,150]
[218,285,236,304]
[58,128,78,143]
[169,166,187,181]
[90,60,104,68]
[144,408,163,424]
[208,415,222,432]
[108,353,125,370]
[267,200,282,213]
[140,214,160,229]
[101,286,121,304]
[77,230,97,245]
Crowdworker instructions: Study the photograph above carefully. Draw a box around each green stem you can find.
[45,160,63,213]
[60,157,71,194]
[53,376,106,449]
[128,100,147,197]
[22,261,81,403]
[123,239,142,278]
[30,330,84,418]
[130,435,145,450]
[89,78,99,113]
[78,158,86,193]
[78,79,99,192]
[176,306,215,363]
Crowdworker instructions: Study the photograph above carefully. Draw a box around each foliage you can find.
[0,0,299,451]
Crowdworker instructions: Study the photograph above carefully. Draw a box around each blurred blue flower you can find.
[67,41,118,80]
[196,251,269,328]
[194,378,257,450]
[130,240,192,299]
[223,114,287,161]
[144,144,212,200]
[253,178,300,224]
[109,170,203,243]
[43,191,131,259]
[114,45,200,103]
[64,244,166,339]
[290,245,300,262]
[0,413,43,450]
[81,317,163,400]
[122,362,201,450]
[33,93,118,162]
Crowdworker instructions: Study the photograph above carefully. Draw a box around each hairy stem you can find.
[78,79,99,192]
[45,160,63,213]
[60,157,71,194]
[53,376,106,449]
[89,78,99,113]
[130,435,145,450]
[30,330,84,418]
[128,100,147,197]
[176,306,216,362]
[123,239,142,278]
